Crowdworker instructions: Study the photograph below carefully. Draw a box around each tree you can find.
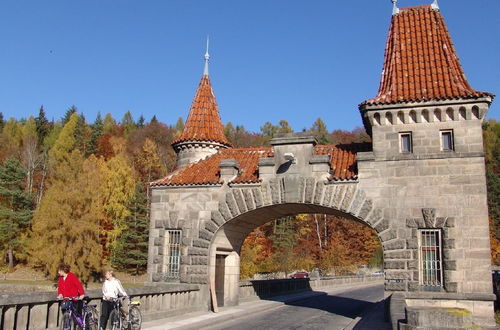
[35,106,50,145]
[121,111,136,135]
[102,113,117,134]
[150,115,158,124]
[174,117,184,133]
[21,117,41,194]
[0,158,33,269]
[87,112,103,156]
[99,143,136,260]
[111,184,149,274]
[278,120,293,134]
[28,153,103,282]
[0,112,4,133]
[62,105,77,125]
[137,115,145,128]
[310,118,331,144]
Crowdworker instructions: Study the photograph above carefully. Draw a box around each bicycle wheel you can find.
[59,311,73,330]
[109,309,122,330]
[128,306,142,330]
[84,306,99,330]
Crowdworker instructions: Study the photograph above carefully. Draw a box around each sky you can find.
[0,0,498,133]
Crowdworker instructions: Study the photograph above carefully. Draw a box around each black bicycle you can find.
[108,297,142,330]
[59,296,99,330]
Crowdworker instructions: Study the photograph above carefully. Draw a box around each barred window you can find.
[418,229,443,287]
[165,230,181,279]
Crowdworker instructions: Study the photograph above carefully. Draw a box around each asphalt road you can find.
[201,284,385,330]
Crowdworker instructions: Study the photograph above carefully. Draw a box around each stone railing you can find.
[0,283,201,330]
[240,274,383,302]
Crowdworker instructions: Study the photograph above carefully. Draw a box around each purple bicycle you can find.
[59,296,99,330]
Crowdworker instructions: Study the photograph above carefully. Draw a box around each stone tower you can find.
[171,44,232,167]
[357,2,495,327]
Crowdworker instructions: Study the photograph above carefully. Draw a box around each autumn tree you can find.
[28,153,103,282]
[0,158,33,269]
[62,105,77,125]
[310,118,332,144]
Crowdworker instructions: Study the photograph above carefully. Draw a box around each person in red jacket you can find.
[57,263,85,315]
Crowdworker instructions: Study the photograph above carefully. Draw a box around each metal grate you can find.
[419,229,443,287]
[165,230,181,279]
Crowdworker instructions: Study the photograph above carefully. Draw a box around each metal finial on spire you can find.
[391,0,399,15]
[203,36,210,76]
[431,0,440,10]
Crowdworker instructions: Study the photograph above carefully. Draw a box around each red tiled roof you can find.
[151,143,371,186]
[172,75,232,147]
[361,5,493,106]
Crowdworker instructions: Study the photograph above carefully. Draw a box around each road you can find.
[201,284,385,330]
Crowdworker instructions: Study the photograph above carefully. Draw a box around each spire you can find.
[172,44,232,150]
[361,4,493,106]
[204,36,210,76]
[431,0,439,10]
[391,0,399,16]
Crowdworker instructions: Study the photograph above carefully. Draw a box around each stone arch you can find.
[190,179,402,306]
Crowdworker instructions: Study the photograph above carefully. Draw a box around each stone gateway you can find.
[148,3,496,328]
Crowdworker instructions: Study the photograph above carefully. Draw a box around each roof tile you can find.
[361,5,493,106]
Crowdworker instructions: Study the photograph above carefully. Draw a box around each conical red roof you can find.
[173,75,232,147]
[361,5,493,106]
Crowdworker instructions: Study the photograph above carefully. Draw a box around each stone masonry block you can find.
[445,217,455,227]
[261,183,272,206]
[385,281,407,291]
[188,247,209,256]
[298,177,306,203]
[406,218,417,228]
[340,184,355,212]
[153,238,161,246]
[407,260,418,270]
[204,220,218,233]
[357,199,373,220]
[385,250,412,260]
[435,217,447,228]
[313,181,324,205]
[385,271,410,280]
[211,210,225,226]
[332,184,346,210]
[374,218,389,233]
[252,187,263,208]
[379,229,397,242]
[406,238,418,249]
[349,189,365,215]
[269,179,281,204]
[384,260,406,269]
[219,202,232,221]
[226,192,240,217]
[444,260,457,270]
[191,256,208,265]
[241,189,254,210]
[304,178,316,203]
[155,220,164,229]
[322,186,333,206]
[198,229,214,242]
[192,239,209,249]
[443,238,455,249]
[366,208,382,226]
[233,189,247,213]
[383,239,406,251]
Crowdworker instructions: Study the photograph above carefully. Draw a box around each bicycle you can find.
[108,297,142,330]
[59,296,99,330]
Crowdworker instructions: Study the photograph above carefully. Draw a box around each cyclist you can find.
[100,269,128,329]
[57,263,85,315]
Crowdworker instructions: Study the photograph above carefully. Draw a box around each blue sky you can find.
[0,0,498,133]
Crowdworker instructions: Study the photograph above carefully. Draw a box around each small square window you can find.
[441,130,454,151]
[399,132,412,153]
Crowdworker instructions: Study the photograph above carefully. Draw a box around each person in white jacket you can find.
[100,270,128,329]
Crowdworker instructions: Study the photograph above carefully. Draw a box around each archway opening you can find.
[209,203,384,307]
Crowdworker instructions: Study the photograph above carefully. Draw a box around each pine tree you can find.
[111,184,149,274]
[0,112,5,133]
[102,113,116,134]
[87,112,103,156]
[137,115,145,128]
[35,106,50,145]
[62,106,78,125]
[150,115,158,124]
[0,158,33,269]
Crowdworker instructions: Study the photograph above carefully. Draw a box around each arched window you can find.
[373,112,381,126]
[386,112,393,125]
[446,108,454,121]
[472,106,480,119]
[409,110,417,123]
[422,109,430,123]
[397,111,405,124]
[434,109,442,122]
[459,107,466,120]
